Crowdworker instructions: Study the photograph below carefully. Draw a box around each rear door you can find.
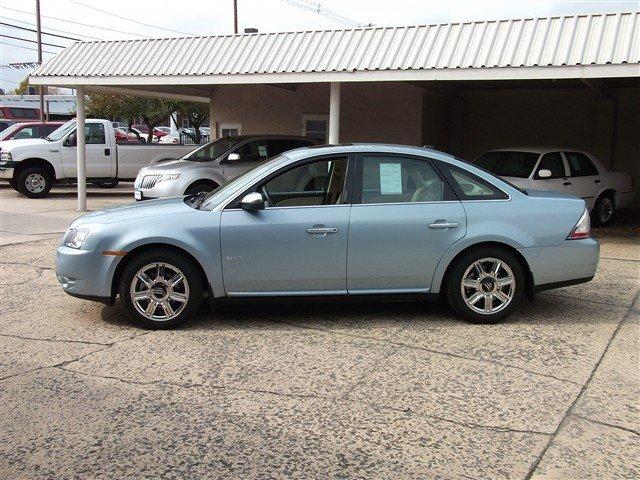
[564,152,601,209]
[347,154,466,294]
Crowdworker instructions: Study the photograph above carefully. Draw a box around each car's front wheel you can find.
[184,181,218,196]
[119,249,203,329]
[446,247,525,323]
[16,167,53,198]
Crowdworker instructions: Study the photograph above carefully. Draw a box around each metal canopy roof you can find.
[30,11,640,97]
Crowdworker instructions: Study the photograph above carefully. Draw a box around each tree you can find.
[172,101,209,144]
[86,93,178,143]
[13,77,29,95]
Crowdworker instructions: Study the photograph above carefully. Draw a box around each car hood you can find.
[72,196,195,226]
[0,138,49,151]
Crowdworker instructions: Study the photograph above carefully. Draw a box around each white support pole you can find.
[76,86,87,212]
[329,82,341,144]
[209,98,216,139]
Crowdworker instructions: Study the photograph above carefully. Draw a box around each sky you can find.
[1,0,638,93]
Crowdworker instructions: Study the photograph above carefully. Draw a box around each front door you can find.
[529,151,572,193]
[220,156,351,295]
[347,154,466,293]
[60,123,113,178]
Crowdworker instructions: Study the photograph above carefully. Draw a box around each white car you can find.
[473,147,634,226]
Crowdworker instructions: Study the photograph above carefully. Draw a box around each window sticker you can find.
[379,163,403,194]
[258,145,267,157]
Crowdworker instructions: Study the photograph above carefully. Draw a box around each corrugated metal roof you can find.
[32,11,640,79]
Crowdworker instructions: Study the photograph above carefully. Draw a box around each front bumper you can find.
[519,238,600,288]
[134,178,187,201]
[0,161,17,179]
[55,245,121,302]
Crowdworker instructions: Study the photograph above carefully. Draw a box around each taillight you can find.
[567,208,591,240]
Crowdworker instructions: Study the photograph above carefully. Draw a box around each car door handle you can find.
[428,221,459,230]
[306,226,338,236]
[105,148,111,156]
[594,179,601,184]
[563,181,572,186]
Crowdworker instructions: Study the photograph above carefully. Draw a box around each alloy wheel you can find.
[460,257,515,314]
[129,262,190,321]
[598,197,614,224]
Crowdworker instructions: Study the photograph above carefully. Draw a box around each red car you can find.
[0,121,65,141]
[132,124,169,140]
[114,127,144,143]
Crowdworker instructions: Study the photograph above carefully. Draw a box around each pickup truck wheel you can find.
[592,195,615,227]
[94,180,120,188]
[9,179,18,191]
[16,167,53,198]
[119,249,203,329]
[446,247,525,324]
[185,181,218,195]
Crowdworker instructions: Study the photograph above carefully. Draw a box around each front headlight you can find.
[64,223,103,249]
[0,151,12,162]
[158,173,180,182]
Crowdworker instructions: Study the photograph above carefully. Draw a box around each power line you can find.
[0,40,56,54]
[1,6,148,38]
[282,0,370,27]
[1,21,81,41]
[68,0,192,36]
[0,33,66,49]
[1,15,100,40]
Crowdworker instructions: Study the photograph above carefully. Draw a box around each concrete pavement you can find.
[1,184,638,479]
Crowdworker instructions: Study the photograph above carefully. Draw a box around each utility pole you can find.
[35,0,46,121]
[233,0,238,34]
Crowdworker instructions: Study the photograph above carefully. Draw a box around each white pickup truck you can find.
[0,119,194,198]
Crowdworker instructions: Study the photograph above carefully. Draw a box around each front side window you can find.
[234,140,269,162]
[565,152,599,177]
[13,126,38,140]
[261,157,347,207]
[359,156,448,204]
[185,137,245,162]
[535,152,565,179]
[439,162,508,200]
[472,151,539,178]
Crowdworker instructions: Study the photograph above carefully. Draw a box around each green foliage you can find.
[13,77,30,95]
[172,101,210,143]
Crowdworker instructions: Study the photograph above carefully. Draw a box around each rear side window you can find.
[437,161,508,200]
[565,152,598,177]
[535,152,565,179]
[235,140,269,162]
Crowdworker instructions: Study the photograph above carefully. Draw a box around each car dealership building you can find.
[29,11,639,210]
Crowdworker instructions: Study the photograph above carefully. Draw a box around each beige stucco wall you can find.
[210,82,423,145]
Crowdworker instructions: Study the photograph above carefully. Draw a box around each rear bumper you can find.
[518,238,599,288]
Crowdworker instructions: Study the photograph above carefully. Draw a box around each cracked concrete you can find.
[1,185,638,478]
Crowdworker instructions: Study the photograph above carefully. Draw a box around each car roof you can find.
[224,134,319,141]
[488,146,592,155]
[284,143,455,162]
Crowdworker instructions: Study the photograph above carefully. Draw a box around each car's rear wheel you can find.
[119,249,202,329]
[592,194,615,227]
[184,181,218,196]
[94,179,120,188]
[446,247,525,323]
[16,167,53,198]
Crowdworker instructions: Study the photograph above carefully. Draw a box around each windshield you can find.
[472,151,539,178]
[46,120,76,141]
[200,154,287,210]
[183,137,245,162]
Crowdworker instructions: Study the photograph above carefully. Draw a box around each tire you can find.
[592,194,615,227]
[119,249,203,329]
[94,179,120,188]
[16,166,53,198]
[446,247,525,324]
[184,181,218,196]
[8,179,18,191]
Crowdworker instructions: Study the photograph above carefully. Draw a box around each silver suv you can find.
[134,135,319,200]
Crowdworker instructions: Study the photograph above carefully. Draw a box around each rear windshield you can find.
[472,151,539,178]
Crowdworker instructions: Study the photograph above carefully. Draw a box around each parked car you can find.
[0,121,65,141]
[56,144,598,329]
[0,119,195,198]
[159,131,181,144]
[0,106,39,121]
[472,148,634,226]
[112,121,128,130]
[0,119,16,133]
[134,135,319,200]
[131,124,167,141]
[155,126,171,135]
[114,127,144,144]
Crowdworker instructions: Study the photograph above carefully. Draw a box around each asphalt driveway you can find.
[1,184,638,479]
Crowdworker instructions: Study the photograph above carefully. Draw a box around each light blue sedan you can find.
[56,144,598,329]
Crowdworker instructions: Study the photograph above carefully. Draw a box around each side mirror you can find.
[65,132,77,147]
[537,169,552,179]
[227,152,241,162]
[240,192,265,211]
